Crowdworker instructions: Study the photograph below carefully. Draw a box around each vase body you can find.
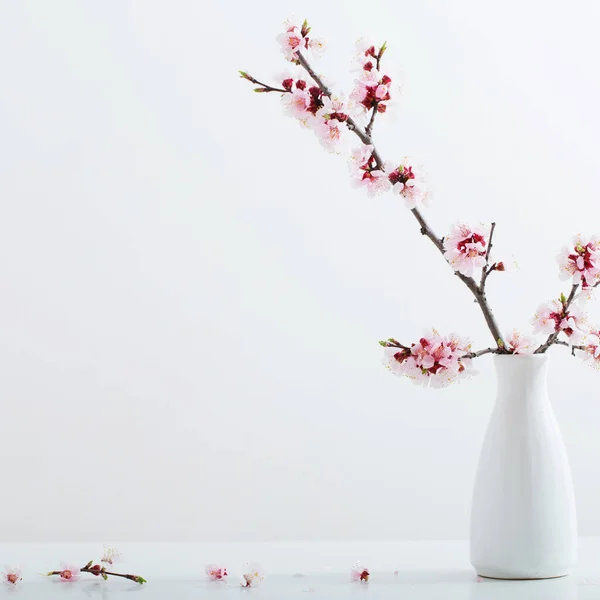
[470,355,577,579]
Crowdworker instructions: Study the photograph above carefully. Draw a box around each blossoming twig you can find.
[534,284,579,353]
[292,49,505,349]
[46,561,146,584]
[239,71,291,94]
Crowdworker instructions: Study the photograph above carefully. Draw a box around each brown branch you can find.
[291,51,505,348]
[465,347,500,358]
[365,107,378,137]
[555,339,586,356]
[46,563,146,584]
[534,283,579,354]
[480,222,496,289]
[239,71,290,94]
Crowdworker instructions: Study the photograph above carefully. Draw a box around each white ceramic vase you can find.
[470,354,577,580]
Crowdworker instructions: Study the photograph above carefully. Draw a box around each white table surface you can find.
[0,540,599,598]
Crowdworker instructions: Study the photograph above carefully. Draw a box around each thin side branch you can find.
[555,339,586,357]
[293,50,505,348]
[365,107,377,137]
[465,347,500,358]
[534,283,579,354]
[480,222,496,289]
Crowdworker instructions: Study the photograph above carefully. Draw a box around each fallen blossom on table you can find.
[241,563,265,587]
[2,565,22,586]
[351,562,370,582]
[206,564,228,581]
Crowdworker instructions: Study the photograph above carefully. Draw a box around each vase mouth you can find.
[493,354,549,361]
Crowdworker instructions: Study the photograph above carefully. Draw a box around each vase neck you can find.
[493,355,550,404]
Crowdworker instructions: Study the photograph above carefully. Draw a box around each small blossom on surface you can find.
[58,564,80,582]
[443,223,488,277]
[558,234,600,288]
[350,562,370,582]
[277,19,325,62]
[381,331,473,388]
[386,158,429,208]
[101,545,121,565]
[504,330,535,355]
[241,563,264,587]
[349,145,391,196]
[206,564,228,581]
[533,297,588,343]
[2,566,22,586]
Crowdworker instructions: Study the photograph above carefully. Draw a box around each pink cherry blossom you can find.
[101,545,121,565]
[386,158,429,208]
[581,330,600,368]
[241,563,264,587]
[557,234,600,288]
[350,562,370,582]
[277,25,306,61]
[282,88,311,119]
[308,37,327,57]
[443,223,488,277]
[2,565,22,586]
[350,73,392,114]
[349,145,391,196]
[533,298,588,343]
[58,563,80,582]
[505,330,535,355]
[383,331,473,388]
[206,564,228,581]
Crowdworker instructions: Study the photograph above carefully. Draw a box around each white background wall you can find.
[1,0,599,542]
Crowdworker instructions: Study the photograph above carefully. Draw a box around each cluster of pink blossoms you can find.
[533,296,587,344]
[383,332,473,388]
[443,224,489,277]
[277,19,326,62]
[349,145,390,196]
[350,39,393,114]
[558,235,600,288]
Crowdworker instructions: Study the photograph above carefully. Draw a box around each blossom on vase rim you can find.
[382,331,473,388]
[206,564,228,581]
[532,297,588,344]
[504,330,535,355]
[443,223,488,277]
[386,158,429,208]
[241,563,264,587]
[350,562,370,582]
[349,145,391,196]
[557,234,600,288]
[2,565,22,586]
[58,564,80,582]
[101,545,121,565]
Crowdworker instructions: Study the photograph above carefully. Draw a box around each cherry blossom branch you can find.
[381,339,499,359]
[534,283,579,354]
[46,562,146,584]
[365,107,377,137]
[480,222,496,288]
[291,50,505,348]
[555,339,586,356]
[465,347,500,358]
[239,71,290,93]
